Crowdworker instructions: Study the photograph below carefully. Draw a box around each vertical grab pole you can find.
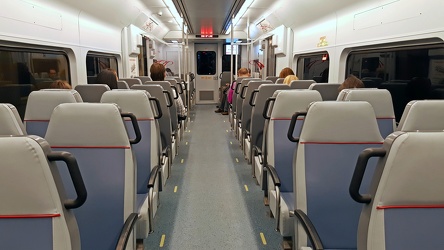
[247,17,250,75]
[181,17,185,80]
[230,15,234,86]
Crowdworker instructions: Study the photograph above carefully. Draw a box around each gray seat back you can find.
[144,81,178,133]
[0,103,26,135]
[220,71,233,87]
[250,84,290,149]
[234,78,259,117]
[275,78,284,84]
[135,76,152,83]
[290,80,315,89]
[294,101,383,249]
[353,131,444,250]
[45,103,137,250]
[308,83,341,100]
[119,78,142,87]
[74,84,110,102]
[265,76,279,83]
[24,90,82,137]
[131,84,172,152]
[117,80,129,89]
[241,80,272,133]
[0,135,84,250]
[342,89,395,138]
[397,100,444,132]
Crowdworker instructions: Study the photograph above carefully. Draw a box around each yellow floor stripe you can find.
[235,158,239,163]
[181,159,184,164]
[226,130,229,132]
[260,232,267,245]
[244,185,249,192]
[230,141,233,145]
[160,234,166,247]
[185,141,188,145]
[174,186,178,193]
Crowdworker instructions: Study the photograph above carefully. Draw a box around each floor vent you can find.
[199,91,214,101]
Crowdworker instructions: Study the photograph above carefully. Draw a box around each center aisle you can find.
[145,104,282,249]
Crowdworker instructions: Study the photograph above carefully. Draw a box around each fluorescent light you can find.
[225,0,254,34]
[162,0,183,26]
[171,40,178,43]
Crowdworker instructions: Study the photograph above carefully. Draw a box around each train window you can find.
[196,51,216,75]
[0,47,70,117]
[346,44,444,121]
[296,53,329,82]
[86,53,118,84]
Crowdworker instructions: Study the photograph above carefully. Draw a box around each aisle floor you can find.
[145,104,283,249]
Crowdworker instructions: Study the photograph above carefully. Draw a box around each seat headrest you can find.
[74,84,110,102]
[0,104,26,135]
[300,101,383,142]
[101,90,155,120]
[41,89,83,102]
[378,132,444,204]
[0,136,62,214]
[25,90,81,120]
[398,100,444,132]
[270,90,322,119]
[45,103,130,147]
[342,89,394,118]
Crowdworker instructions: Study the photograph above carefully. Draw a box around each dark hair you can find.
[279,67,295,78]
[150,63,166,81]
[96,68,118,89]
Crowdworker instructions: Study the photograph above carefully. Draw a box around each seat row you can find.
[0,78,190,249]
[227,78,444,249]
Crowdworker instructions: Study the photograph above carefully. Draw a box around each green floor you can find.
[145,104,283,249]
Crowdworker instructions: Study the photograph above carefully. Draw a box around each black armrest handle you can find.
[176,82,184,94]
[263,97,276,119]
[265,164,281,187]
[163,90,173,107]
[252,145,263,164]
[149,97,163,119]
[294,209,324,250]
[350,147,386,203]
[170,85,179,99]
[148,166,160,189]
[240,85,248,99]
[249,90,259,106]
[121,112,141,145]
[235,82,242,94]
[48,151,87,210]
[116,213,139,250]
[287,112,307,142]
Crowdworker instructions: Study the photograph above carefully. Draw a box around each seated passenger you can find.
[279,67,295,79]
[283,75,299,85]
[150,63,187,120]
[50,80,71,89]
[96,68,118,89]
[216,67,251,115]
[49,69,59,80]
[166,68,174,76]
[338,74,364,92]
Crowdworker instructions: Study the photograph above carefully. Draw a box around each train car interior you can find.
[1,0,444,249]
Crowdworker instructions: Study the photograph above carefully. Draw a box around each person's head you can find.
[96,68,118,89]
[338,75,365,92]
[283,75,299,85]
[166,68,172,73]
[237,67,250,77]
[279,67,295,79]
[49,69,57,79]
[150,63,166,81]
[50,80,71,89]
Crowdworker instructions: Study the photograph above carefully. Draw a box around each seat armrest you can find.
[252,145,263,164]
[116,213,139,250]
[294,209,324,250]
[148,165,161,188]
[265,164,281,187]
